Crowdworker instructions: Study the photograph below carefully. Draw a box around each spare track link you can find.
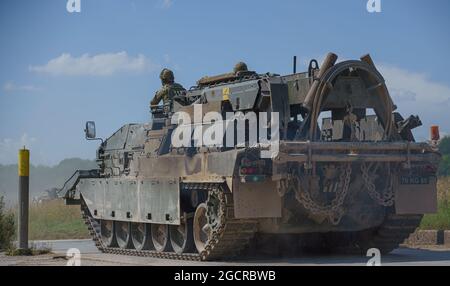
[80,182,258,261]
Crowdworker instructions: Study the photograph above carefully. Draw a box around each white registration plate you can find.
[400,176,430,185]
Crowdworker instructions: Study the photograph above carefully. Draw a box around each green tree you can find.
[0,196,15,250]
[438,155,450,177]
[439,136,450,155]
[438,136,450,176]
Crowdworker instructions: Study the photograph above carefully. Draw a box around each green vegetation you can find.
[420,137,450,229]
[420,177,450,230]
[0,196,15,250]
[438,136,450,177]
[27,199,89,240]
[6,242,52,256]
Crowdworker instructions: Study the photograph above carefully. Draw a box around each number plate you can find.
[400,176,430,185]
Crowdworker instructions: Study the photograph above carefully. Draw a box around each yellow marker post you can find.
[18,147,29,249]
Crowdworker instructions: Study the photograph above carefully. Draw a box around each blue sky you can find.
[0,0,449,165]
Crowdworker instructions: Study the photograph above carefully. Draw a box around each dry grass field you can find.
[27,199,89,240]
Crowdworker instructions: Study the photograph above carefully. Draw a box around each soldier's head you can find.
[233,62,248,74]
[160,68,175,85]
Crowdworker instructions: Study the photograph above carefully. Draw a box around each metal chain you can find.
[361,162,395,206]
[292,163,352,225]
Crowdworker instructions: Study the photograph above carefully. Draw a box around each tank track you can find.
[81,182,258,261]
[361,213,423,253]
[334,213,423,254]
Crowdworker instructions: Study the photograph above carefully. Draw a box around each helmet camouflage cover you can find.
[160,68,175,84]
[233,62,248,73]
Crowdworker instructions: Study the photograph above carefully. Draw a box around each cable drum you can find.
[304,59,397,141]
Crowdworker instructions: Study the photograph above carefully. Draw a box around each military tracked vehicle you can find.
[61,53,441,260]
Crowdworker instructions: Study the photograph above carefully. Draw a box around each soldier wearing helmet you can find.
[233,62,248,74]
[150,68,186,112]
[196,61,251,86]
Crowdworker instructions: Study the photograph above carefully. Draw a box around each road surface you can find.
[1,239,450,266]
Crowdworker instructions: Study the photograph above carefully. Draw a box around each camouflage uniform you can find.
[150,82,186,106]
[150,68,186,107]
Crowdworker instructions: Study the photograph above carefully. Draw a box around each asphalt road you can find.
[1,239,450,266]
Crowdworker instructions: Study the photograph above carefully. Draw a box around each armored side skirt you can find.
[77,177,180,225]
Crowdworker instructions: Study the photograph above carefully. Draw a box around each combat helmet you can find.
[160,68,175,84]
[233,62,248,74]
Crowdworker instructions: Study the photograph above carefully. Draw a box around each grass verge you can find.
[6,242,52,256]
[27,199,89,240]
[0,196,15,250]
[420,177,450,230]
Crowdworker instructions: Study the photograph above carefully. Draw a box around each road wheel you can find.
[169,213,194,254]
[131,223,152,251]
[115,221,133,249]
[100,220,117,247]
[193,203,211,253]
[151,224,172,252]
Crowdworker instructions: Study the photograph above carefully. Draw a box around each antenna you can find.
[293,56,297,74]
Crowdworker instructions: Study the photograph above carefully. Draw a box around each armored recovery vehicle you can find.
[61,53,441,260]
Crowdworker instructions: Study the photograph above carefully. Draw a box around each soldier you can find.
[196,62,251,87]
[150,68,186,112]
[233,62,248,74]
